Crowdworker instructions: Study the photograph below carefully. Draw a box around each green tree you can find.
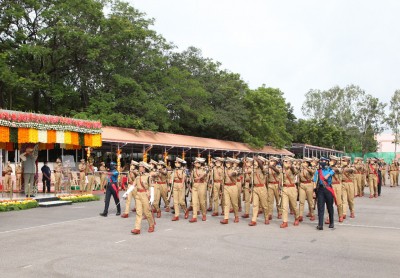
[386,90,400,153]
[244,86,291,148]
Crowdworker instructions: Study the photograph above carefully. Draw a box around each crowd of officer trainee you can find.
[98,155,396,234]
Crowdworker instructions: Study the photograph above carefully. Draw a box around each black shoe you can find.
[99,212,107,217]
[116,212,121,216]
[316,225,323,230]
[329,224,334,229]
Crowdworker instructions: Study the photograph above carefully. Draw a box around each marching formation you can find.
[99,155,395,234]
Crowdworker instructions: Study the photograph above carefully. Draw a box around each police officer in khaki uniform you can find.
[54,158,63,193]
[353,157,364,197]
[233,159,243,213]
[188,157,208,222]
[389,160,398,187]
[124,162,155,235]
[2,161,13,193]
[156,161,170,213]
[298,157,315,222]
[367,158,379,198]
[149,160,161,216]
[206,159,215,212]
[341,156,355,219]
[211,157,224,217]
[241,157,253,219]
[86,159,95,193]
[266,156,282,220]
[220,158,240,224]
[78,159,86,192]
[248,157,269,226]
[16,162,22,192]
[171,158,188,221]
[380,159,387,186]
[280,156,300,228]
[121,160,139,218]
[99,162,108,191]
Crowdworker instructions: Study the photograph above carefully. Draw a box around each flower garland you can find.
[38,130,47,143]
[0,110,102,134]
[0,126,9,142]
[56,130,65,144]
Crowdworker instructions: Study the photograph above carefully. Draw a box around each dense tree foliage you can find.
[0,1,393,152]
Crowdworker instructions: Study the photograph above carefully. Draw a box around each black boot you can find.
[116,211,121,216]
[329,223,334,229]
[316,225,323,230]
[99,212,107,217]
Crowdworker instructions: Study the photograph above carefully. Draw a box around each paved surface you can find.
[1,186,400,278]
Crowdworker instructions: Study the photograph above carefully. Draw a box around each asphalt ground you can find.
[1,185,400,278]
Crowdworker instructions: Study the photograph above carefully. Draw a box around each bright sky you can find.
[129,0,400,117]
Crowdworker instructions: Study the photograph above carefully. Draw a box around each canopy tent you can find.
[100,126,293,159]
[290,143,344,158]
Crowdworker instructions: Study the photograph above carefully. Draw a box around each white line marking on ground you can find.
[339,223,400,230]
[115,240,126,244]
[165,228,172,231]
[22,265,32,269]
[0,216,100,234]
[71,206,85,209]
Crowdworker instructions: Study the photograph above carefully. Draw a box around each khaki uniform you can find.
[78,162,86,191]
[281,167,299,223]
[54,162,63,193]
[86,164,95,193]
[367,163,379,197]
[133,173,155,230]
[251,167,269,222]
[212,166,224,214]
[298,167,315,218]
[341,166,355,216]
[389,163,398,186]
[381,163,387,186]
[157,168,170,209]
[172,168,187,217]
[331,166,343,218]
[236,170,243,211]
[191,167,207,219]
[243,166,253,215]
[124,169,138,215]
[150,169,161,213]
[99,165,108,189]
[3,164,13,192]
[267,167,282,218]
[353,163,364,197]
[223,167,239,220]
[16,164,22,191]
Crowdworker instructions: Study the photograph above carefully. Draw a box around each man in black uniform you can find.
[313,157,336,230]
[100,162,121,216]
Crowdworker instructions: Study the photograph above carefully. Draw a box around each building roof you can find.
[102,126,293,156]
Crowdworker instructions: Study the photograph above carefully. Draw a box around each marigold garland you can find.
[47,130,56,144]
[84,134,92,147]
[0,126,10,142]
[18,128,29,144]
[92,134,102,147]
[28,128,39,143]
[71,132,79,146]
[64,131,72,145]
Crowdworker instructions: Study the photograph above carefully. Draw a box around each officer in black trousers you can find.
[100,162,121,216]
[313,157,336,230]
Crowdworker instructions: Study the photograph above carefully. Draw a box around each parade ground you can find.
[1,187,400,278]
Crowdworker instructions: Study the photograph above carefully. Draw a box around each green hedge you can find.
[60,195,100,203]
[0,201,39,212]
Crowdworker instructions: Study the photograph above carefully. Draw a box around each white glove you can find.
[149,187,154,205]
[122,192,128,199]
[126,185,135,194]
